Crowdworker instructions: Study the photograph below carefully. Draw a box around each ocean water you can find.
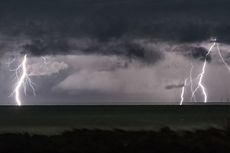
[0,105,229,135]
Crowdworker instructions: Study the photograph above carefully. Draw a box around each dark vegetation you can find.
[0,127,230,153]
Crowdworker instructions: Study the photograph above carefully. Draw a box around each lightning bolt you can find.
[192,42,216,103]
[11,54,35,106]
[217,44,230,72]
[189,63,198,102]
[181,39,230,104]
[180,78,187,105]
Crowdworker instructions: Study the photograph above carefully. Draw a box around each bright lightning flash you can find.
[180,78,187,105]
[181,40,230,104]
[217,44,230,72]
[192,42,216,103]
[11,54,35,106]
[189,63,198,102]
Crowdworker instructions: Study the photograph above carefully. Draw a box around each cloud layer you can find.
[1,0,230,47]
[0,0,230,104]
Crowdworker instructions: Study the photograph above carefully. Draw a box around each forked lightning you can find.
[11,54,35,106]
[181,37,230,104]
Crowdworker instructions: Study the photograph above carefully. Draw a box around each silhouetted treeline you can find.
[0,127,230,153]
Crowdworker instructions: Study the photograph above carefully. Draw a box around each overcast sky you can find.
[1,0,230,105]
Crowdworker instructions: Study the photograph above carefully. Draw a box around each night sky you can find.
[0,0,230,104]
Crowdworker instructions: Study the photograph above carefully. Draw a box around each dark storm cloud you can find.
[165,84,184,90]
[165,81,184,90]
[78,40,163,64]
[22,36,71,56]
[1,0,230,58]
[174,46,212,62]
[22,38,163,64]
[1,0,230,40]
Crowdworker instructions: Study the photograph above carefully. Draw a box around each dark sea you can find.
[0,105,229,135]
